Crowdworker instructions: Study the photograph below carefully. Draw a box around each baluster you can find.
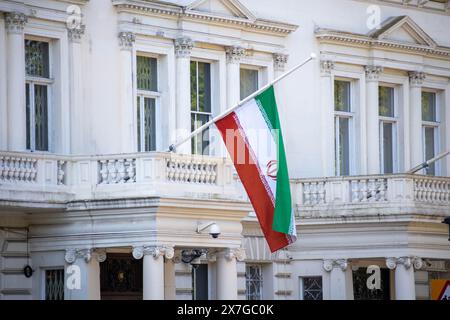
[0,156,4,181]
[99,160,108,184]
[303,183,311,205]
[117,159,125,183]
[318,182,325,204]
[378,179,386,201]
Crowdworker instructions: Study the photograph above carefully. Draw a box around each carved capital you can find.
[133,245,174,260]
[386,257,423,270]
[225,46,246,64]
[132,246,144,260]
[409,71,426,87]
[93,249,107,263]
[68,24,86,43]
[273,53,289,72]
[320,60,335,76]
[65,248,93,264]
[174,37,194,58]
[365,65,383,81]
[323,259,348,272]
[224,247,246,262]
[118,31,135,50]
[5,12,28,34]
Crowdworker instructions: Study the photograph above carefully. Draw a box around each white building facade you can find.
[0,0,449,300]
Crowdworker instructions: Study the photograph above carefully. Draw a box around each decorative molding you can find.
[224,247,246,262]
[68,24,86,43]
[323,259,348,272]
[118,31,136,50]
[365,65,384,81]
[320,60,335,76]
[226,46,247,64]
[386,256,423,270]
[132,245,174,260]
[5,12,28,34]
[273,53,289,72]
[93,249,107,263]
[174,37,194,58]
[65,248,92,264]
[409,71,426,87]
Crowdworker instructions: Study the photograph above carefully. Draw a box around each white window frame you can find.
[25,36,53,152]
[135,53,160,152]
[334,78,355,176]
[379,84,399,174]
[421,89,441,175]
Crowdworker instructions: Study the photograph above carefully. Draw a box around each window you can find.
[246,265,263,300]
[422,91,439,175]
[136,55,158,152]
[25,40,51,151]
[45,269,64,300]
[240,68,258,100]
[300,276,322,300]
[379,86,397,174]
[190,61,212,155]
[334,80,353,176]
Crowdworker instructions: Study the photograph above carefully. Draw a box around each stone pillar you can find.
[320,60,335,177]
[273,53,288,78]
[365,65,383,174]
[216,248,245,300]
[386,257,422,300]
[64,248,106,300]
[323,259,354,300]
[226,46,245,107]
[68,25,86,154]
[118,32,136,153]
[164,257,176,300]
[133,245,174,300]
[5,12,27,151]
[174,37,194,154]
[409,72,426,171]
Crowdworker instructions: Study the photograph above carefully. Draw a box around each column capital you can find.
[174,37,194,58]
[118,31,135,51]
[323,259,348,272]
[132,245,175,260]
[365,65,383,81]
[386,256,423,270]
[273,53,289,72]
[5,12,28,34]
[224,247,246,262]
[320,60,335,77]
[68,24,86,43]
[225,46,246,64]
[409,71,426,87]
[65,248,106,264]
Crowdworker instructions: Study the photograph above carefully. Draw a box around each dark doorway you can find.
[192,264,208,300]
[353,267,390,300]
[100,253,143,300]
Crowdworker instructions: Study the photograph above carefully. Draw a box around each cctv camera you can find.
[209,223,221,239]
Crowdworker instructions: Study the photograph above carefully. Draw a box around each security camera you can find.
[197,222,221,239]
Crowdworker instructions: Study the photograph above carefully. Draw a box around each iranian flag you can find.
[216,86,297,252]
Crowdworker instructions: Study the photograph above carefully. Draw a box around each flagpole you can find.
[168,53,317,152]
[406,149,450,174]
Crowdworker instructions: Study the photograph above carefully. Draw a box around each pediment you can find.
[369,16,437,48]
[186,0,256,20]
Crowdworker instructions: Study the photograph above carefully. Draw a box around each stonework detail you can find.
[365,65,384,81]
[386,257,423,270]
[323,259,348,271]
[5,12,28,34]
[225,46,247,64]
[132,245,175,260]
[409,71,426,87]
[68,24,86,43]
[174,37,194,58]
[224,247,246,262]
[320,60,335,76]
[118,32,136,50]
[273,53,289,72]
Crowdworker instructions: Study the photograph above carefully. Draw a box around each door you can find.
[192,264,208,300]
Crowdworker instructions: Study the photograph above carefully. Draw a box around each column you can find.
[68,25,86,154]
[174,37,194,154]
[164,257,176,300]
[64,248,105,300]
[409,72,426,170]
[216,248,245,300]
[118,32,136,153]
[365,65,383,174]
[5,12,27,151]
[323,259,354,300]
[273,53,288,78]
[386,257,423,300]
[133,245,174,300]
[320,60,335,177]
[225,46,246,107]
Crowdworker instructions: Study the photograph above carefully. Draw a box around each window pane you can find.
[379,86,394,117]
[382,122,394,174]
[137,97,141,152]
[136,56,157,91]
[34,84,48,151]
[26,83,31,150]
[422,92,436,122]
[190,61,197,111]
[198,62,211,113]
[334,80,350,112]
[337,117,350,176]
[143,98,156,152]
[302,277,322,300]
[246,265,263,300]
[424,127,435,175]
[240,69,258,100]
[191,113,210,155]
[45,269,64,300]
[25,40,49,78]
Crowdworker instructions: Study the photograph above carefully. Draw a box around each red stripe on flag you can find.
[216,112,289,253]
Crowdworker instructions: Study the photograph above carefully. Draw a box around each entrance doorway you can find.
[192,264,208,300]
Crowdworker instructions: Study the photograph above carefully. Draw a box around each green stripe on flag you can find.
[255,86,293,235]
